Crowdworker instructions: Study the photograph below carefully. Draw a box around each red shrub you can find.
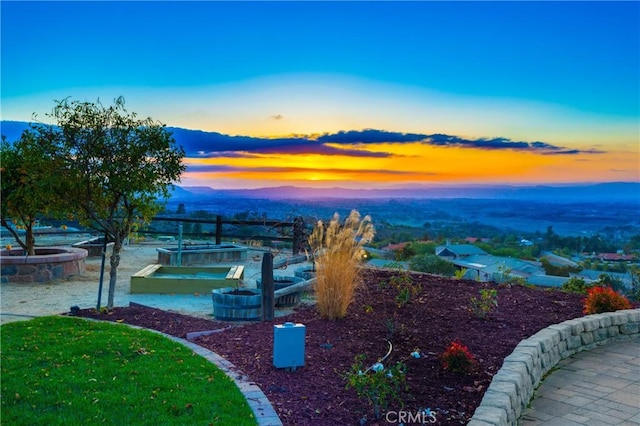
[583,286,631,314]
[441,340,477,374]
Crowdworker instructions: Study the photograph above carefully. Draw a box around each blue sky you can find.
[2,1,638,188]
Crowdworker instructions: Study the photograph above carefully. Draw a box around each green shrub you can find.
[408,254,455,276]
[562,277,592,294]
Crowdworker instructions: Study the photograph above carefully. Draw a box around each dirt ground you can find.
[0,240,301,325]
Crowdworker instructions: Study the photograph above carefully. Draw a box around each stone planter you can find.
[212,287,262,321]
[256,275,304,308]
[0,247,88,284]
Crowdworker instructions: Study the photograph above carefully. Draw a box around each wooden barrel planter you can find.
[212,287,262,321]
[257,275,304,308]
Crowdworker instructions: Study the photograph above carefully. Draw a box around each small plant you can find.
[395,287,411,307]
[389,271,420,307]
[345,353,407,419]
[363,304,374,314]
[454,268,468,279]
[441,340,477,374]
[583,286,632,314]
[495,265,526,286]
[596,273,626,294]
[309,210,375,319]
[469,288,498,319]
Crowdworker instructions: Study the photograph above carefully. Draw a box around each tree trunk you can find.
[26,224,35,256]
[107,237,122,309]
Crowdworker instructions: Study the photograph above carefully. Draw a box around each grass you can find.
[1,316,256,426]
[309,210,375,319]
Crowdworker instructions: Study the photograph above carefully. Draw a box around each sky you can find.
[1,1,639,190]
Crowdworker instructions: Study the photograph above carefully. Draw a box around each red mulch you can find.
[75,269,588,425]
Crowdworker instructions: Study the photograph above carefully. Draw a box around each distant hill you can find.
[0,121,31,142]
[172,182,640,203]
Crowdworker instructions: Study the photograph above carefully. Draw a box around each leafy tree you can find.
[192,221,203,236]
[540,258,582,277]
[409,254,456,276]
[410,241,438,256]
[627,267,640,302]
[628,234,640,250]
[396,244,416,261]
[175,203,186,215]
[49,97,186,309]
[0,129,66,255]
[597,273,625,294]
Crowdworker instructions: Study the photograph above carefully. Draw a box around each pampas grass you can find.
[309,210,375,319]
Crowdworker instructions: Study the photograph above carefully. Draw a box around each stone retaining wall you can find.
[468,308,640,426]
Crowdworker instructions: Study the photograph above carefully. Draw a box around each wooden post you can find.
[215,215,222,245]
[261,252,274,321]
[293,216,304,255]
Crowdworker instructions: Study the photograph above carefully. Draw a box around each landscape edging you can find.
[467,308,640,426]
[161,334,283,426]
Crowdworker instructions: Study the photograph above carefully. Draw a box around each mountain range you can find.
[171,182,640,203]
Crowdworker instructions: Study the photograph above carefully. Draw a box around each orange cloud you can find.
[181,137,638,188]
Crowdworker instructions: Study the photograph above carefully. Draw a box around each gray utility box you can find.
[273,322,306,370]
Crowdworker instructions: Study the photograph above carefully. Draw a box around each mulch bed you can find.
[75,269,589,425]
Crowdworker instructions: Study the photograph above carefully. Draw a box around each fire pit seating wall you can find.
[0,247,88,283]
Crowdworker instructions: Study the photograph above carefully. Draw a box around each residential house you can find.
[595,253,636,262]
[435,244,487,259]
[570,269,633,288]
[448,254,545,282]
[541,252,580,268]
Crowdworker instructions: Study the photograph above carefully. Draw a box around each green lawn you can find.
[1,316,256,425]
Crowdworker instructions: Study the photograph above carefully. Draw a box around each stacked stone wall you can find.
[468,309,640,426]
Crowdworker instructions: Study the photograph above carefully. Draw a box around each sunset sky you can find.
[2,1,638,190]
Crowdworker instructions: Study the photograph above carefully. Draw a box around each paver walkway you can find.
[520,338,640,425]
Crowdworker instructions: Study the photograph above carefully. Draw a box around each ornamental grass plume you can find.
[309,210,375,320]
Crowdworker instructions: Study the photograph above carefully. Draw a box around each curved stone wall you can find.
[0,247,88,283]
[468,308,640,426]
